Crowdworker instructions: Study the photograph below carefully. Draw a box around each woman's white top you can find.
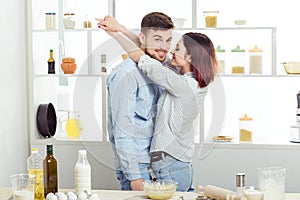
[138,55,208,162]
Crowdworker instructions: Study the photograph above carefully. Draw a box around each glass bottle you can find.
[44,144,58,196]
[75,150,91,194]
[27,147,44,200]
[48,49,55,74]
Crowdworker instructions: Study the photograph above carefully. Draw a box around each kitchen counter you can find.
[1,187,300,200]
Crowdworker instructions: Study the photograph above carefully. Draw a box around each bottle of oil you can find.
[48,49,55,74]
[44,144,58,196]
[27,147,44,200]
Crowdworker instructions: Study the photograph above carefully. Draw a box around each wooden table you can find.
[1,187,300,200]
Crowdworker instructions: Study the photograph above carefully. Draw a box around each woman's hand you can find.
[96,16,125,33]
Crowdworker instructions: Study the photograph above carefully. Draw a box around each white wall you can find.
[0,0,28,186]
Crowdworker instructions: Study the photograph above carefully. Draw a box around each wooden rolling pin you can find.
[196,185,246,200]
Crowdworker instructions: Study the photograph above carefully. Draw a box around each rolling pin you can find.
[196,185,241,200]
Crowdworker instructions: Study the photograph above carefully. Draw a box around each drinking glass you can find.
[10,174,35,200]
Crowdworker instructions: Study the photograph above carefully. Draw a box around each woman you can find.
[97,16,217,191]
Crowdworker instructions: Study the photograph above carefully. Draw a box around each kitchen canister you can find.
[249,45,263,74]
[239,114,253,143]
[45,13,56,29]
[61,57,77,74]
[216,45,226,74]
[203,11,219,28]
[231,45,246,74]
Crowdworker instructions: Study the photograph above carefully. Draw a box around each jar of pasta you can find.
[203,11,219,28]
[231,45,246,74]
[239,114,253,143]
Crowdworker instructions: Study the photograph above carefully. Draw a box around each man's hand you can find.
[130,178,144,191]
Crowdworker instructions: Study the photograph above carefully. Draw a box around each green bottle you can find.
[44,144,58,196]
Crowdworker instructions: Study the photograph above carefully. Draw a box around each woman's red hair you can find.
[183,32,217,88]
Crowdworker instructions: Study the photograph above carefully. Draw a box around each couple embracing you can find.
[96,12,217,191]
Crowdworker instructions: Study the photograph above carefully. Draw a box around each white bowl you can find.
[173,18,186,28]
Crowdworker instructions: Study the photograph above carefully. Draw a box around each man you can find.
[103,12,174,190]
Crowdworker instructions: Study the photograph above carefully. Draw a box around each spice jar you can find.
[45,13,56,29]
[83,15,92,28]
[231,45,246,74]
[203,11,219,28]
[239,114,253,143]
[249,45,263,74]
[216,45,226,74]
[61,57,77,74]
[63,13,76,29]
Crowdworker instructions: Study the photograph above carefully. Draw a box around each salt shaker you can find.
[236,173,246,197]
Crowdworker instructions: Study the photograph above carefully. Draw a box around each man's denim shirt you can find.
[106,58,161,180]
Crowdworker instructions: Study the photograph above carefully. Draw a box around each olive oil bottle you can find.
[48,49,55,74]
[27,147,44,200]
[44,144,58,197]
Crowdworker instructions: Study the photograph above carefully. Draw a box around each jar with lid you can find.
[83,15,92,28]
[203,11,219,28]
[61,57,76,74]
[249,45,263,74]
[231,45,246,74]
[45,13,56,29]
[216,45,226,74]
[239,114,253,143]
[63,13,76,29]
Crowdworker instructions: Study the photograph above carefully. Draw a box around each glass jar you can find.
[203,11,219,28]
[83,15,92,28]
[239,114,253,143]
[249,45,263,74]
[231,45,246,74]
[63,13,76,29]
[216,45,226,74]
[45,13,56,29]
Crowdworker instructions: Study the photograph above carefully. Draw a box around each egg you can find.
[67,192,77,200]
[68,195,77,200]
[67,192,76,196]
[89,193,99,200]
[77,192,88,200]
[46,193,55,200]
[48,195,58,200]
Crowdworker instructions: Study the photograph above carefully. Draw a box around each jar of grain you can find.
[45,13,56,29]
[203,11,219,28]
[249,45,263,74]
[216,45,226,74]
[239,114,253,143]
[231,45,246,74]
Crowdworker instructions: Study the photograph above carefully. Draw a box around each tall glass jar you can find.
[45,13,56,29]
[239,114,253,143]
[231,45,246,74]
[216,45,226,74]
[249,45,263,74]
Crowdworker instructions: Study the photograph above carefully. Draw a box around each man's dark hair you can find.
[141,12,174,33]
